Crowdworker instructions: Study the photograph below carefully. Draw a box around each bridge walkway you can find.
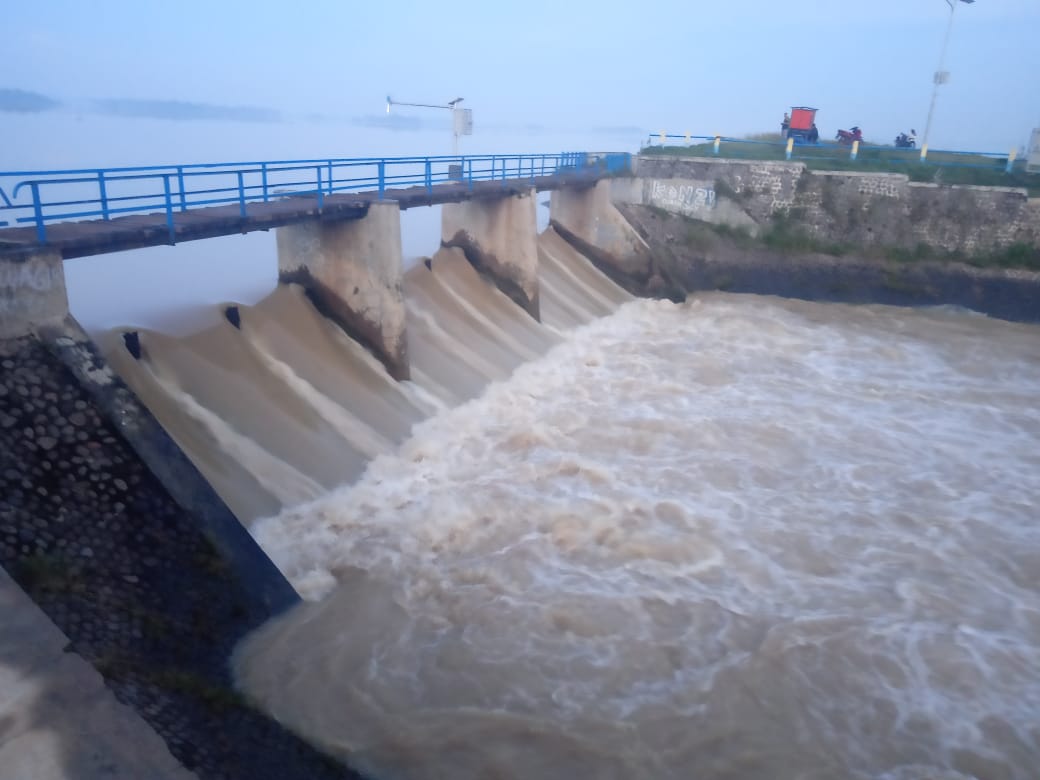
[0,173,598,261]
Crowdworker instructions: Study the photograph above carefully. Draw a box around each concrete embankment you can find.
[595,155,1040,321]
[617,203,1040,322]
[0,318,365,779]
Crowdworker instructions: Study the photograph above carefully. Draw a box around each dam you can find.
[2,150,1040,779]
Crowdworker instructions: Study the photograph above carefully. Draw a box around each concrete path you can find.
[0,568,196,780]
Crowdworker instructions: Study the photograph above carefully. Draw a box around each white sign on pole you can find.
[453,108,473,136]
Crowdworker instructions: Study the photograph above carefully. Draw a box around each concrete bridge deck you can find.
[0,172,600,261]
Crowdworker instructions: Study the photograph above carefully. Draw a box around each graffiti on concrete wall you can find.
[649,180,716,213]
[0,256,63,293]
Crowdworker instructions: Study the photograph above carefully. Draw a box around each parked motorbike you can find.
[836,127,863,145]
[895,131,917,149]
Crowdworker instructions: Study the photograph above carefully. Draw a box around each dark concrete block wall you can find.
[0,325,367,780]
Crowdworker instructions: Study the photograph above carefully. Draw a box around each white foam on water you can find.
[234,292,1040,779]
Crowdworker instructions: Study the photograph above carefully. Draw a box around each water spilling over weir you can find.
[104,227,1040,779]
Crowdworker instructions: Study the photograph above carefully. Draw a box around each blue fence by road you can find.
[644,133,1023,173]
[0,152,632,244]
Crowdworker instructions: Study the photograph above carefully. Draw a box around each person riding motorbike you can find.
[836,126,863,145]
[895,129,917,149]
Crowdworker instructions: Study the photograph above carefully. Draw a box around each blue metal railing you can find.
[643,133,1022,172]
[0,151,632,244]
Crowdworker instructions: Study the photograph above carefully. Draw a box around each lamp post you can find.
[385,96,471,155]
[921,0,975,153]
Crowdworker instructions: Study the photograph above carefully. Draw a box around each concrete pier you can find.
[0,251,68,340]
[549,180,656,286]
[441,188,541,319]
[277,202,409,379]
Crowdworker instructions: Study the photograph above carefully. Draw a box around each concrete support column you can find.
[549,179,655,283]
[0,251,69,340]
[441,188,540,320]
[276,202,408,380]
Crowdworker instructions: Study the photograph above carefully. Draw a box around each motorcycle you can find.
[895,131,917,149]
[836,127,863,145]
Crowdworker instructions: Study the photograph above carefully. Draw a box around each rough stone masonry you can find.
[630,156,1040,255]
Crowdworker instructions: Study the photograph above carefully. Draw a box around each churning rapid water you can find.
[233,293,1040,780]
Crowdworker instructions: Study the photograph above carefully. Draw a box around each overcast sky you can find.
[2,0,1039,332]
[4,0,1039,162]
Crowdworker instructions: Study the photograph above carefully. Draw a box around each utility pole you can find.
[921,0,975,152]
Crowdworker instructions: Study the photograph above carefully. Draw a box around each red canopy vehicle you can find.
[784,106,819,144]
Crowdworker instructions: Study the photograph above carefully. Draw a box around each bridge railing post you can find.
[30,182,46,244]
[237,172,247,218]
[315,166,324,208]
[378,160,385,200]
[261,163,269,202]
[176,166,187,211]
[161,174,175,244]
[425,159,432,194]
[97,171,110,220]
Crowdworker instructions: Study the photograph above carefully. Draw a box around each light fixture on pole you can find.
[385,95,473,155]
[921,0,975,153]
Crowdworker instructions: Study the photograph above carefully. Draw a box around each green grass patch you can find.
[761,214,849,256]
[710,222,754,245]
[882,241,1040,272]
[646,206,1038,272]
[968,242,1040,272]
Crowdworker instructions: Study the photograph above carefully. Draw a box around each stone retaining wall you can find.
[630,156,1040,255]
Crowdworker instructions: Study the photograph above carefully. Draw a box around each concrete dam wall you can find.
[0,183,641,778]
[3,164,1039,777]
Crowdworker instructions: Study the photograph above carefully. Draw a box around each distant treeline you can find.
[0,87,281,122]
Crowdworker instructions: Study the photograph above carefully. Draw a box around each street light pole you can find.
[386,96,467,155]
[921,0,975,152]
